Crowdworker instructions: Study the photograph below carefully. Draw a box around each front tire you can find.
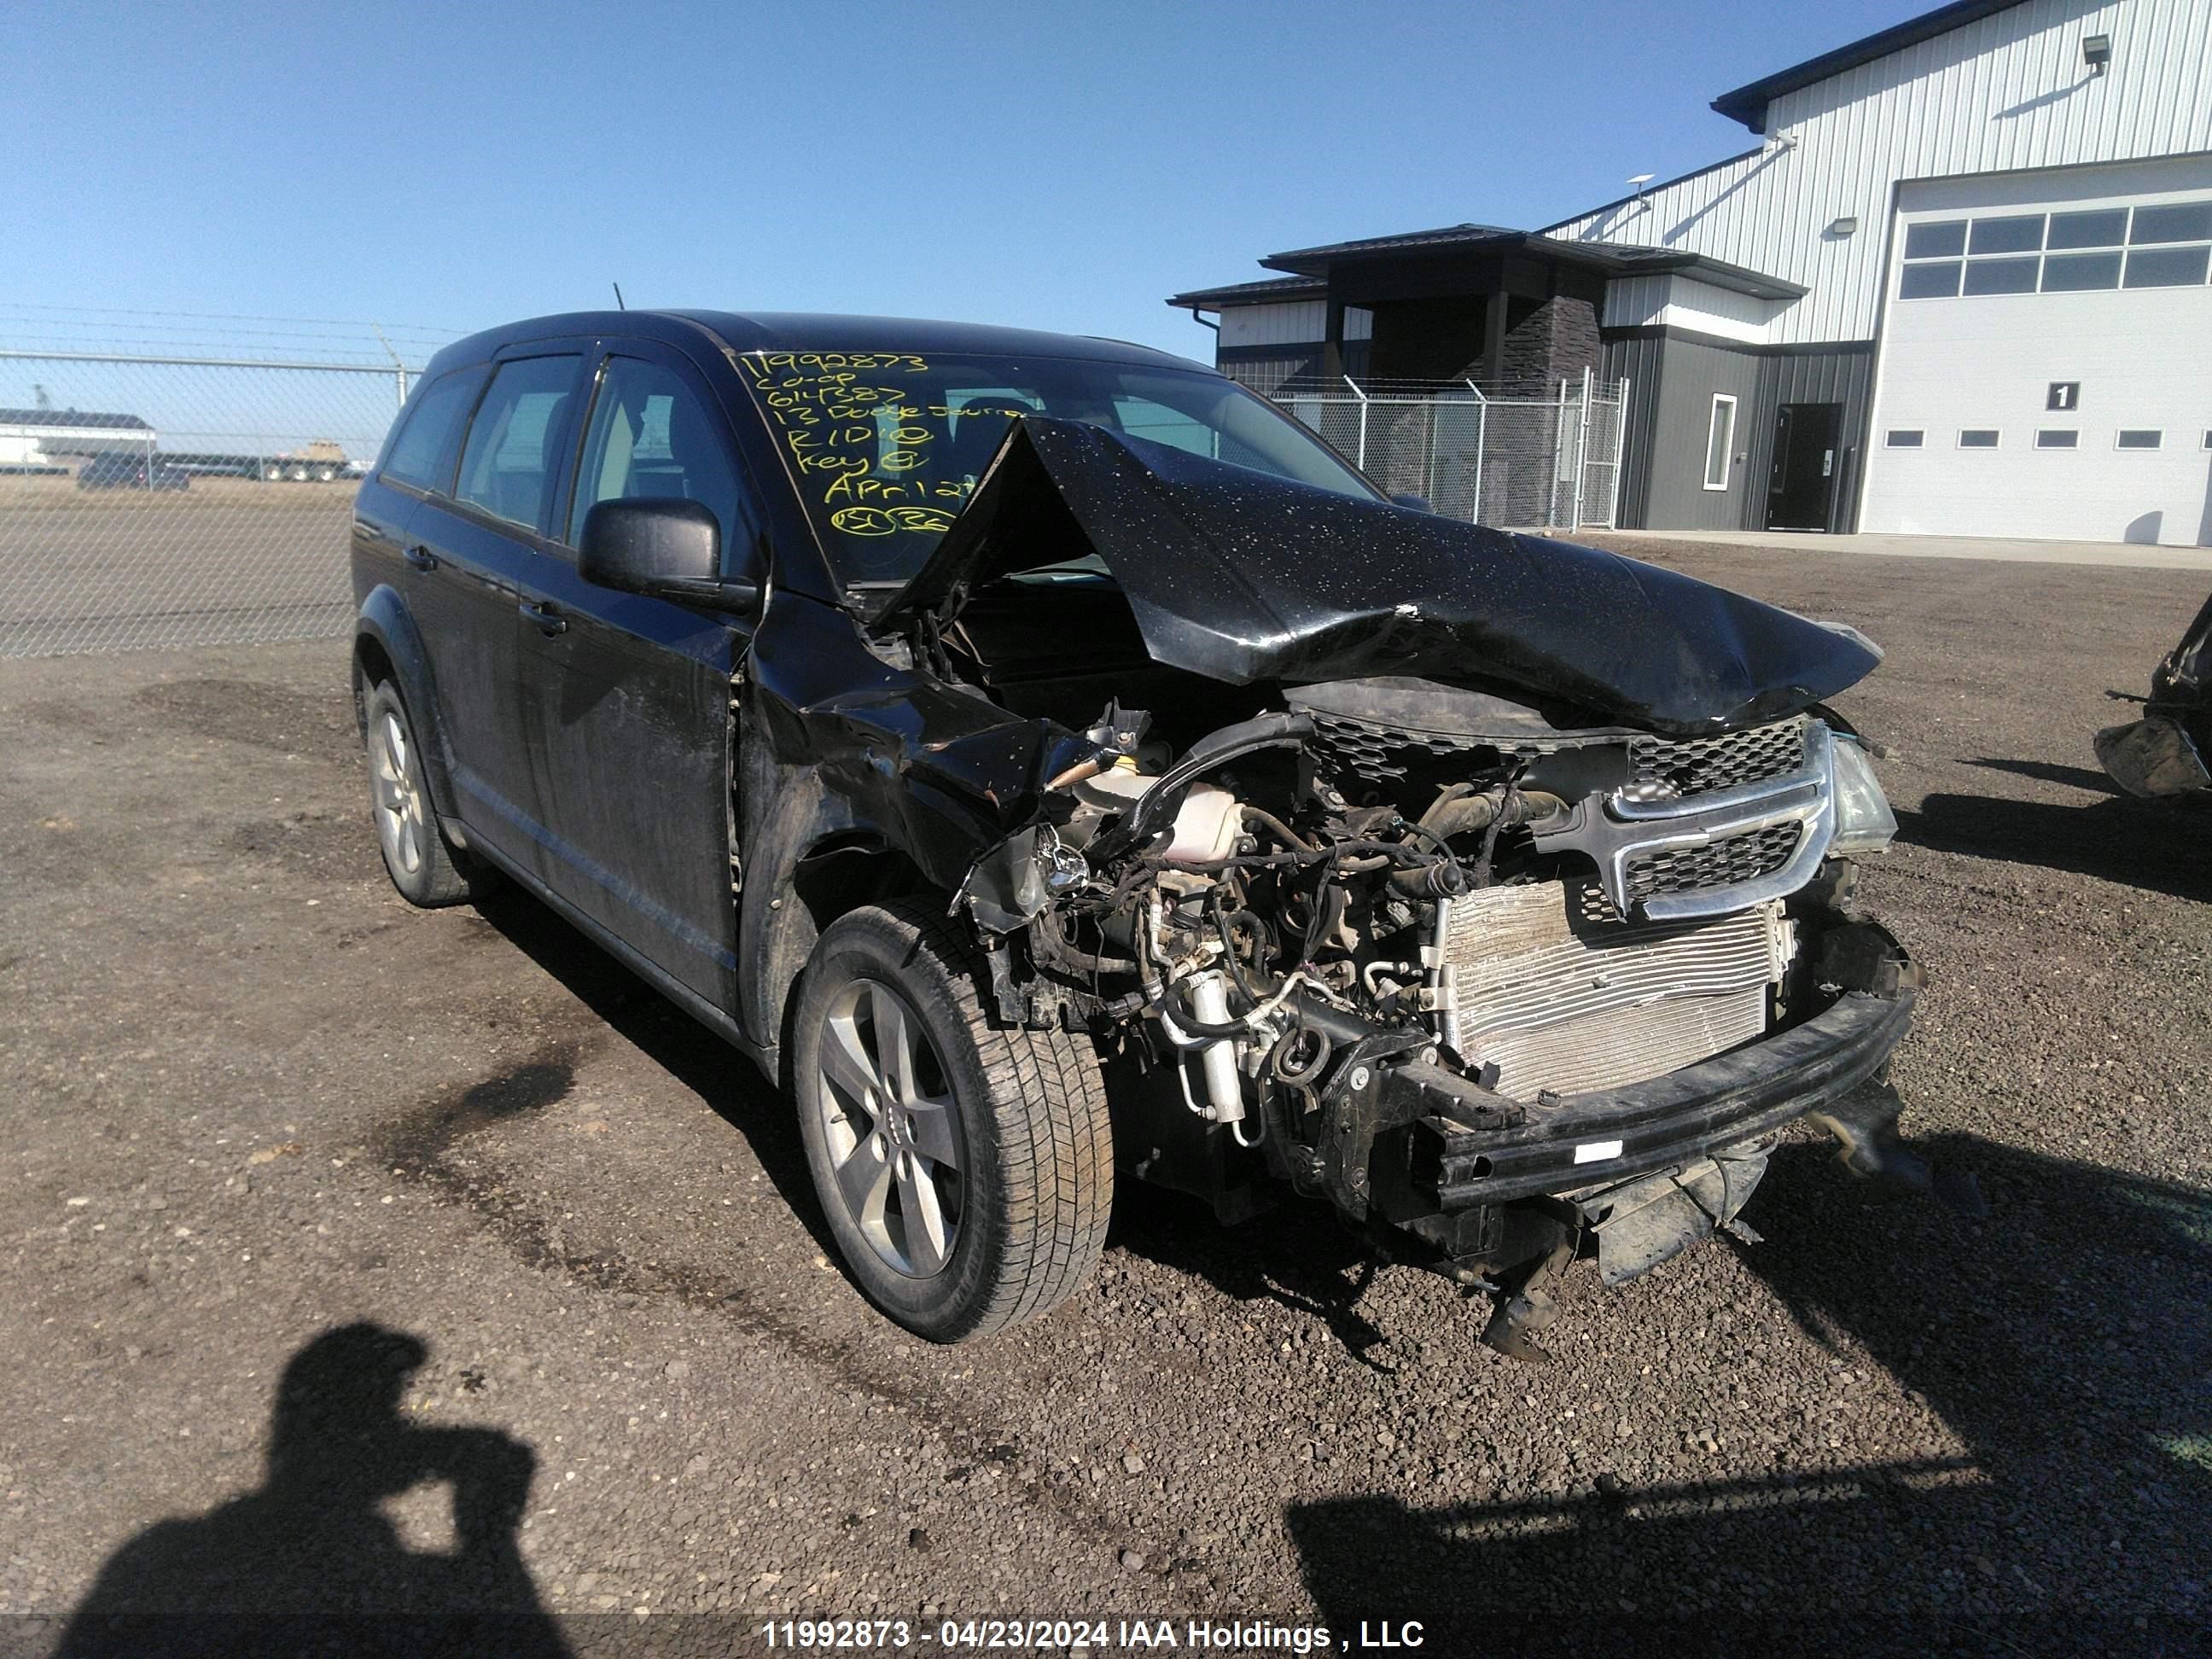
[361,676,480,907]
[793,899,1114,1342]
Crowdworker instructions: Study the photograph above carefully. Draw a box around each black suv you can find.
[352,311,1929,1356]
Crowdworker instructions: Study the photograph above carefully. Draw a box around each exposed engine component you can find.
[963,665,1912,1361]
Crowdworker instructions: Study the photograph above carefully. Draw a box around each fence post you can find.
[1611,375,1632,530]
[1573,366,1594,533]
[1549,379,1569,527]
[1342,374,1369,471]
[1464,380,1487,527]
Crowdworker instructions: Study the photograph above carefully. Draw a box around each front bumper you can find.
[1382,985,1915,1213]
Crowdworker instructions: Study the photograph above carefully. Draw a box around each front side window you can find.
[568,358,751,568]
[736,350,1378,586]
[454,356,580,529]
[2036,429,2080,450]
[1885,429,1924,449]
[1703,394,1738,491]
[381,370,484,492]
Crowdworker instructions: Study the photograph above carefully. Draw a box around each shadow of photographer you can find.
[59,1323,568,1657]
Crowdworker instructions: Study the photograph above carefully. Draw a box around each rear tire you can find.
[361,675,480,907]
[793,899,1114,1342]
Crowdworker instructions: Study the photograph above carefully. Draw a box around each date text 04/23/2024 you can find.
[757,1619,1429,1650]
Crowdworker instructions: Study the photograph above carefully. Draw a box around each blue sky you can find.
[6,0,1930,364]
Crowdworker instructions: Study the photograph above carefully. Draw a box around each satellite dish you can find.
[1627,173,1655,192]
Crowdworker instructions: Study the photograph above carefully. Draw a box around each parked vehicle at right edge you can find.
[2098,590,2212,797]
[349,308,1954,1361]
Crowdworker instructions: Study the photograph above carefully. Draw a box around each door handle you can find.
[520,598,568,637]
[403,545,439,572]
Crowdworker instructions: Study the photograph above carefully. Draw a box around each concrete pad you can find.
[1592,527,2212,571]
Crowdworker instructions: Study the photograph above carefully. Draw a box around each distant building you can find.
[0,407,157,469]
[1173,0,2212,545]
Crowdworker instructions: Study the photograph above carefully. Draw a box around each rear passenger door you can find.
[404,349,586,873]
[512,344,762,1010]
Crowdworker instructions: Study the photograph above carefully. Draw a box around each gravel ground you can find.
[2,539,2209,1656]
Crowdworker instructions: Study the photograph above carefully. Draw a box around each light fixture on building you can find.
[2082,32,2111,73]
[1828,215,1860,236]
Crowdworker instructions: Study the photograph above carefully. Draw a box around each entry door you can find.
[1766,402,1842,532]
[512,346,761,1010]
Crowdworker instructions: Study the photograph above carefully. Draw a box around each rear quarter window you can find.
[380,370,486,492]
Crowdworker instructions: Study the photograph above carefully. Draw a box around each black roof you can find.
[1164,276,1328,308]
[1710,0,2029,131]
[1167,224,1803,311]
[0,406,152,430]
[1259,224,1528,270]
[426,311,1206,377]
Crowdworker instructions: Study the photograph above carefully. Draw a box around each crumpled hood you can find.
[874,416,1880,736]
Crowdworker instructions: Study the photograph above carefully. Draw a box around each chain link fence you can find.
[0,313,449,657]
[1271,371,1628,533]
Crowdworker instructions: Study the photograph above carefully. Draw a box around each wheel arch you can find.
[352,587,460,822]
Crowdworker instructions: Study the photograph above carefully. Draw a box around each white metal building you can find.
[1175,0,2212,544]
[0,406,157,469]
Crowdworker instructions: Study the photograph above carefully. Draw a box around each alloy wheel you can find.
[815,977,966,1278]
[370,707,428,876]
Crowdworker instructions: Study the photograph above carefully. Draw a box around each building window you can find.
[2123,245,2211,287]
[1903,220,1967,258]
[2042,251,2124,291]
[1968,215,2044,254]
[2046,208,2128,248]
[1898,200,2212,299]
[1703,395,1738,491]
[1899,262,1962,298]
[2035,429,2080,449]
[1885,429,1925,448]
[2130,201,2212,243]
[2116,429,2163,450]
[1963,257,2040,294]
[1958,429,1999,448]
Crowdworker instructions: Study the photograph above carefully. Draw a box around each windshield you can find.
[734,350,1378,586]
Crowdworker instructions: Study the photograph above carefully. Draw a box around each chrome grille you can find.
[1441,879,1790,1099]
[1629,719,1807,799]
[1622,824,1802,904]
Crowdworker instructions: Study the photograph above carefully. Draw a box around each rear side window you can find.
[381,370,483,491]
[454,356,580,529]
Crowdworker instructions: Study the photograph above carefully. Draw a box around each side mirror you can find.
[1390,492,1434,514]
[579,498,757,608]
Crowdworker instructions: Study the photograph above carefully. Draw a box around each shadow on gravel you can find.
[1108,1184,1400,1370]
[1287,1135,2212,1650]
[58,1324,567,1657]
[1896,792,2212,903]
[467,885,838,1257]
[1964,755,2119,795]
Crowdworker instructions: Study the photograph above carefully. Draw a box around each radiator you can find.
[1439,880,1791,1100]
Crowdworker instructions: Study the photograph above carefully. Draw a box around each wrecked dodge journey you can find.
[351,311,1943,1361]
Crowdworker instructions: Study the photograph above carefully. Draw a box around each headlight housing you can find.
[1829,735,1896,854]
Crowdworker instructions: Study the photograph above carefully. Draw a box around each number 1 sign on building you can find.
[2047,381,2081,411]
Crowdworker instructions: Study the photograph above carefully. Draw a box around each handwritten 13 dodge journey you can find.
[351,311,1941,1359]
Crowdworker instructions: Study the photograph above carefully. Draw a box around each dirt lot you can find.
[0,486,352,656]
[3,541,2209,1655]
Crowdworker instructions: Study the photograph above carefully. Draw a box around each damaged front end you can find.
[821,418,1941,1359]
[969,681,1922,1360]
